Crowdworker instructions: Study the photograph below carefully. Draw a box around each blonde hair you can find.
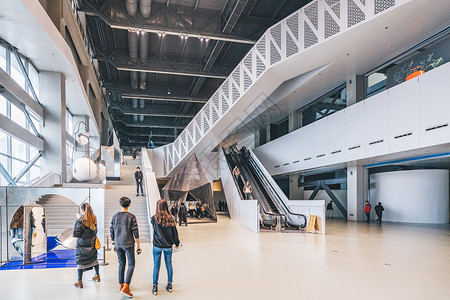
[81,203,97,230]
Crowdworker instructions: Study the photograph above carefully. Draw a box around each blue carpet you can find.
[1,249,76,270]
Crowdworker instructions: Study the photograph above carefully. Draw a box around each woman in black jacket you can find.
[151,199,180,296]
[73,203,100,288]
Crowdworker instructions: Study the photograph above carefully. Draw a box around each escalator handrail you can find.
[228,147,279,217]
[244,149,307,226]
[222,148,245,200]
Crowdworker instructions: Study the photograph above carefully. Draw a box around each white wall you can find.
[254,63,450,175]
[369,170,449,224]
[286,200,326,234]
[304,190,347,218]
[218,150,259,232]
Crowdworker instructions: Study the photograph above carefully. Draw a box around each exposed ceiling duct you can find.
[132,98,138,108]
[125,0,138,17]
[139,114,145,122]
[128,30,139,89]
[140,0,152,18]
[139,99,145,109]
[139,32,149,90]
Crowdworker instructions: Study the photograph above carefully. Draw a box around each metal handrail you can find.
[244,148,307,227]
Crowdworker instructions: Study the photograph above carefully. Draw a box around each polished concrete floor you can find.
[0,216,450,300]
[0,216,449,300]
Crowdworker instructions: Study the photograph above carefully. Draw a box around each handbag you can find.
[95,237,101,250]
[172,244,183,253]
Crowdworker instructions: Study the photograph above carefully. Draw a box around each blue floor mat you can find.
[1,249,76,270]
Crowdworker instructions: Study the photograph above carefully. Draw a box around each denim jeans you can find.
[153,246,173,285]
[136,180,143,194]
[10,228,24,240]
[117,247,135,284]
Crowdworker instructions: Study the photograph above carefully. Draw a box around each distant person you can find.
[131,148,137,160]
[151,199,181,296]
[201,203,206,218]
[188,201,195,218]
[232,166,241,182]
[375,202,385,224]
[73,203,100,289]
[326,201,334,219]
[171,203,178,223]
[110,196,142,298]
[243,180,253,200]
[195,201,202,219]
[135,167,144,197]
[41,215,46,234]
[364,201,372,223]
[224,201,228,212]
[178,202,188,226]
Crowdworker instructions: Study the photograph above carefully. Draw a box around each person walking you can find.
[375,202,384,224]
[364,201,372,223]
[326,201,334,219]
[73,203,100,289]
[170,203,178,224]
[243,180,253,200]
[110,196,142,298]
[178,202,188,226]
[151,199,181,296]
[135,167,144,197]
[131,148,137,160]
[188,201,195,218]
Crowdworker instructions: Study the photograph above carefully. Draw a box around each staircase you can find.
[37,195,79,237]
[104,155,151,243]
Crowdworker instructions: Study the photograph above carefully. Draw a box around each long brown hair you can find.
[154,199,175,227]
[81,203,97,230]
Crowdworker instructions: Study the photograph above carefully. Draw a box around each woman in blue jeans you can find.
[151,199,180,296]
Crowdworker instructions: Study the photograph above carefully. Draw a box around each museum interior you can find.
[0,0,449,299]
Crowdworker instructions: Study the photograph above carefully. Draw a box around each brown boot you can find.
[119,283,124,291]
[92,274,101,282]
[74,280,83,289]
[121,283,133,298]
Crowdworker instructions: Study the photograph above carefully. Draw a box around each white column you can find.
[289,174,304,200]
[39,71,66,182]
[346,74,365,106]
[346,164,368,221]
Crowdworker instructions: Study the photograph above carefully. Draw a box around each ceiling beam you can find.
[96,51,230,78]
[113,119,185,129]
[190,0,249,95]
[105,84,208,103]
[80,0,256,44]
[110,104,195,118]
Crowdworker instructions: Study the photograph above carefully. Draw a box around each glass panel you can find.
[10,104,26,128]
[12,158,26,177]
[66,110,73,136]
[0,95,6,117]
[11,137,27,161]
[0,154,7,186]
[30,165,40,181]
[0,45,6,71]
[30,146,39,161]
[29,64,40,98]
[0,131,7,155]
[66,141,74,166]
[367,72,387,98]
[11,54,25,89]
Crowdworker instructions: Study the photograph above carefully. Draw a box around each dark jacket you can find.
[326,203,333,210]
[151,216,180,248]
[73,218,98,266]
[375,204,384,214]
[110,211,139,249]
[135,170,143,181]
[171,206,178,216]
[178,205,187,218]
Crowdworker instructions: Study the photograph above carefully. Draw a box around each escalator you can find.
[223,148,279,229]
[229,146,307,230]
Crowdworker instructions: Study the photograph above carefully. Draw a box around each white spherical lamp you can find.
[72,158,97,182]
[77,132,90,145]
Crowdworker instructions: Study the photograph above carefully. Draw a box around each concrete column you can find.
[346,164,368,221]
[39,71,66,182]
[254,131,261,148]
[289,174,304,200]
[288,110,302,132]
[346,75,365,106]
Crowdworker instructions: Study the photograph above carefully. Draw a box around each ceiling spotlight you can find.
[158,32,162,37]
[167,90,171,95]
[199,37,204,41]
[205,38,209,42]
